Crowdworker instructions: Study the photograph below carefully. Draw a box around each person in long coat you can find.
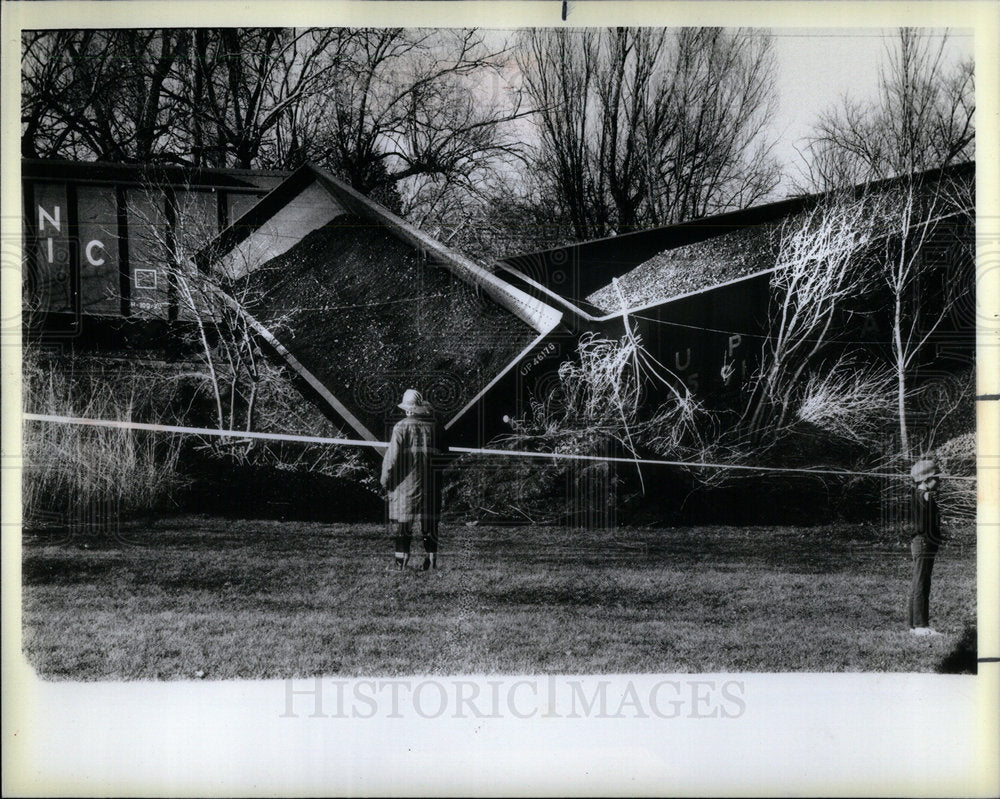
[380,388,446,571]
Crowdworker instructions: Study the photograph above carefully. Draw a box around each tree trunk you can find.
[893,298,909,457]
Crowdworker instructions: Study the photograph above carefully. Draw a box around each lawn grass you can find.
[21,518,977,679]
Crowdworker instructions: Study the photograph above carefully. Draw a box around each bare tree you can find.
[124,186,264,437]
[21,29,191,163]
[187,28,345,168]
[742,194,888,441]
[297,29,529,209]
[516,29,601,238]
[22,28,339,167]
[21,30,79,159]
[735,169,973,466]
[517,27,780,239]
[642,28,781,223]
[876,176,973,457]
[798,28,974,191]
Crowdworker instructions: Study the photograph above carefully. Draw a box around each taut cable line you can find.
[22,413,977,482]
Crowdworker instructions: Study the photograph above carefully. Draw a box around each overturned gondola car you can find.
[195,164,565,446]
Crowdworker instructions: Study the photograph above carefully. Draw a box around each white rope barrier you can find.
[22,413,387,448]
[448,446,977,481]
[22,412,977,482]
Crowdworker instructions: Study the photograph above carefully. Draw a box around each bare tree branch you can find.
[517,27,780,239]
[796,28,974,191]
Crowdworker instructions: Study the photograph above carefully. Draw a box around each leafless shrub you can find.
[125,185,331,463]
[796,360,897,445]
[499,310,711,509]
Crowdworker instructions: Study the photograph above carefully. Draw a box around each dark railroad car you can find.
[22,158,287,338]
[498,162,975,420]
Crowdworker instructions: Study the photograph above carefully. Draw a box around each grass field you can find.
[21,517,977,679]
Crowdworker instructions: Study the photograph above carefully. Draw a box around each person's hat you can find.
[910,458,939,483]
[398,388,433,414]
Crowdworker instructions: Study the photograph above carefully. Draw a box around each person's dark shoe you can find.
[421,556,431,571]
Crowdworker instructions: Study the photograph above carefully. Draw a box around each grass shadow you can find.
[936,623,977,674]
[23,553,117,585]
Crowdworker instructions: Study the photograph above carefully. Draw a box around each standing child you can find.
[908,458,944,636]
